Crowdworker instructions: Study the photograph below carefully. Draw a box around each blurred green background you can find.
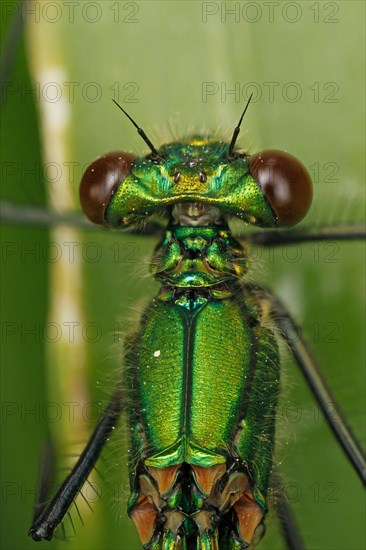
[1,1,365,549]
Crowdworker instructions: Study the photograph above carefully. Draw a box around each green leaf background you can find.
[1,1,365,549]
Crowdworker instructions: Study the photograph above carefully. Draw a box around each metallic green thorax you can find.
[151,226,247,288]
[105,137,276,228]
[108,138,280,548]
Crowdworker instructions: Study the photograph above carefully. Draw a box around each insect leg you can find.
[29,389,122,541]
[248,284,365,484]
[0,201,163,235]
[275,492,304,550]
[30,438,56,525]
[246,225,365,246]
[1,0,25,106]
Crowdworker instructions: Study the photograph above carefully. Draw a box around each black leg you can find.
[0,0,26,106]
[29,390,122,541]
[31,439,56,525]
[0,201,163,235]
[246,225,365,246]
[276,493,304,550]
[247,284,366,484]
[1,201,97,230]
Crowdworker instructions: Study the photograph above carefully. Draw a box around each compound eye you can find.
[80,152,135,225]
[250,150,312,227]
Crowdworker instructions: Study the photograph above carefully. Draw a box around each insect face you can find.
[80,138,312,231]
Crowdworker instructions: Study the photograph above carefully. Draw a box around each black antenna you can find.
[112,99,160,157]
[228,93,253,158]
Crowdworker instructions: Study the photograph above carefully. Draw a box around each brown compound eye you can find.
[80,152,135,225]
[250,150,312,227]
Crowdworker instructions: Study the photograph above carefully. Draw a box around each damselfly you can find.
[10,97,362,549]
[1,3,365,548]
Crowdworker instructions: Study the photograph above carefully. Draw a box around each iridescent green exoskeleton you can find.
[28,105,365,549]
[93,137,312,549]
